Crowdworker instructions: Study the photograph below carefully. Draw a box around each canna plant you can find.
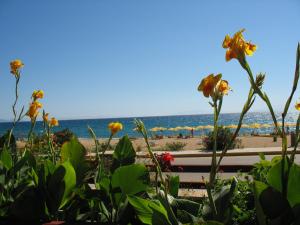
[222,29,300,225]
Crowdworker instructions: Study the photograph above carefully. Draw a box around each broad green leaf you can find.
[61,137,88,184]
[0,148,12,170]
[168,175,179,197]
[267,157,288,192]
[127,196,152,224]
[287,164,300,207]
[111,164,149,195]
[127,195,171,225]
[253,181,268,225]
[111,135,136,171]
[259,186,291,219]
[10,187,45,223]
[150,200,172,225]
[47,160,76,212]
[174,198,201,217]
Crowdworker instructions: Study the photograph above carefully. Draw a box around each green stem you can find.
[217,87,255,169]
[97,134,113,182]
[242,62,280,135]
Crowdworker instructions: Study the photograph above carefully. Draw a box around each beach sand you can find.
[77,135,290,152]
[16,135,290,152]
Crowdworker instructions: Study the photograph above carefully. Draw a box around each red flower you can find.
[161,152,174,163]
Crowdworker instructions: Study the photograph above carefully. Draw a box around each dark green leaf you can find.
[111,135,136,171]
[168,175,179,197]
[267,157,288,192]
[287,164,300,207]
[0,148,12,170]
[61,137,88,184]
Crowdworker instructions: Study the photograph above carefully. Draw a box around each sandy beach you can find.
[77,135,291,152]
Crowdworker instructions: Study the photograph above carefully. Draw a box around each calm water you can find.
[0,112,298,139]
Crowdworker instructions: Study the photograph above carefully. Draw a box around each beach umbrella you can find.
[195,125,205,131]
[249,123,262,129]
[225,124,238,129]
[182,126,194,131]
[174,126,184,131]
[242,124,250,128]
[150,127,167,132]
[286,122,296,127]
[203,125,214,129]
[260,123,272,128]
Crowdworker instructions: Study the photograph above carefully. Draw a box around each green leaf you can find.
[259,186,290,219]
[111,164,149,195]
[253,181,268,225]
[111,135,136,171]
[61,137,88,184]
[10,187,45,223]
[0,148,13,170]
[168,175,179,197]
[47,160,76,212]
[287,164,300,207]
[174,198,201,217]
[259,185,294,223]
[127,195,171,225]
[267,157,288,192]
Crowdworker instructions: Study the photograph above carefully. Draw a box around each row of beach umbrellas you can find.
[148,122,297,132]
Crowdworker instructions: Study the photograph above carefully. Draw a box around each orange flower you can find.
[108,122,123,135]
[10,59,24,75]
[222,29,257,61]
[27,101,43,120]
[50,117,59,127]
[216,80,231,95]
[198,74,222,97]
[32,90,44,100]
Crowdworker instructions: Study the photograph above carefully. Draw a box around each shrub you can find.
[165,141,186,151]
[53,128,75,147]
[202,126,241,151]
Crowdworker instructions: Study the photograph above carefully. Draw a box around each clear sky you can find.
[0,0,300,120]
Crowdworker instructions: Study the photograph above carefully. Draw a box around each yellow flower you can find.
[198,74,222,98]
[50,117,59,127]
[222,29,257,61]
[43,113,49,123]
[27,101,43,119]
[216,80,231,95]
[10,59,24,75]
[295,102,300,111]
[32,90,44,100]
[108,122,123,135]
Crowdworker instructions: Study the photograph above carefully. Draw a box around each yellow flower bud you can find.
[43,113,49,123]
[10,59,24,75]
[108,122,123,135]
[32,90,44,100]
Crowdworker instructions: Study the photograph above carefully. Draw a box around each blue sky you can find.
[0,0,300,120]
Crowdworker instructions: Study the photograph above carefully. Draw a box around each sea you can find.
[0,112,298,139]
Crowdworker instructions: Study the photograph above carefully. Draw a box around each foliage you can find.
[0,32,299,225]
[165,141,187,151]
[203,126,241,151]
[53,128,75,147]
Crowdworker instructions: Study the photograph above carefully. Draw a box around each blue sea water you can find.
[0,112,298,139]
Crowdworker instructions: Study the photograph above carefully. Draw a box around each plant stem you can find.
[216,87,255,169]
[241,62,280,135]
